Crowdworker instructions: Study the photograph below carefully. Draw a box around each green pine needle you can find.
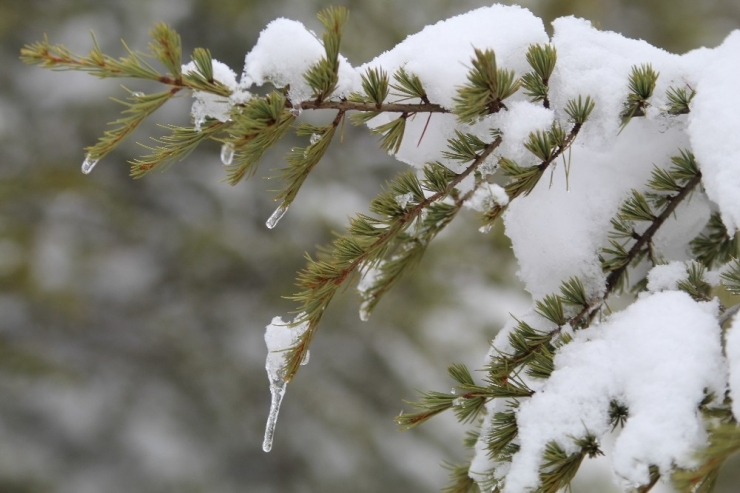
[535,294,566,326]
[390,67,427,101]
[148,23,182,79]
[371,116,407,154]
[442,462,482,493]
[130,119,227,177]
[521,44,556,107]
[500,158,543,199]
[620,63,659,130]
[453,48,519,123]
[85,88,177,163]
[721,259,740,296]
[620,190,656,222]
[691,213,738,268]
[608,400,629,430]
[559,277,588,307]
[666,85,695,115]
[564,95,595,125]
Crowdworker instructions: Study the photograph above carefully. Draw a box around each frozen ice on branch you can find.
[20,3,740,491]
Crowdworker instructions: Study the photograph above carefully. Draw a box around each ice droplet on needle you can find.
[81,154,99,175]
[220,142,235,165]
[266,202,289,229]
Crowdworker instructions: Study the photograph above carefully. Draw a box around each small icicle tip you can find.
[220,142,235,166]
[81,154,99,175]
[266,202,289,229]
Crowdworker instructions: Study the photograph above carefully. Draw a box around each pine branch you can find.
[673,423,740,493]
[442,462,482,493]
[453,48,519,123]
[223,91,297,184]
[130,119,228,177]
[604,166,702,293]
[521,44,556,108]
[86,87,180,163]
[281,136,503,382]
[620,63,659,130]
[537,436,603,493]
[271,111,344,210]
[691,212,738,268]
[303,6,349,102]
[299,98,449,114]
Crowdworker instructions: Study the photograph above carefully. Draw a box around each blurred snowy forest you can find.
[4,1,740,492]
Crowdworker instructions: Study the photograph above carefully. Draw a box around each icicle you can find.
[478,224,493,234]
[263,314,310,453]
[262,375,287,452]
[81,154,99,175]
[266,202,289,229]
[220,142,235,165]
[359,301,371,322]
[132,91,145,98]
[301,349,310,366]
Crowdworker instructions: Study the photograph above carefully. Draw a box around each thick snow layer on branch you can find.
[241,18,358,103]
[727,314,740,421]
[502,16,718,299]
[688,31,740,233]
[359,5,548,169]
[504,292,724,491]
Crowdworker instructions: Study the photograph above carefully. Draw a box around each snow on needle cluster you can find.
[21,4,740,492]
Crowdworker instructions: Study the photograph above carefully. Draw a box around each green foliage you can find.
[442,462,482,493]
[673,423,740,493]
[564,95,596,125]
[131,120,226,177]
[602,149,703,293]
[24,9,737,493]
[608,400,629,430]
[224,92,296,184]
[303,6,349,101]
[521,44,557,107]
[666,85,696,115]
[691,213,739,268]
[391,67,427,101]
[677,261,713,302]
[86,88,178,163]
[620,63,659,130]
[453,48,519,123]
[537,436,603,493]
[721,260,740,296]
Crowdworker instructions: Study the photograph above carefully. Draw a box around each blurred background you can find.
[2,1,740,492]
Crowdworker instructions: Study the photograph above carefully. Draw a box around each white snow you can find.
[241,18,358,103]
[223,4,740,488]
[182,59,239,129]
[726,314,740,422]
[688,31,740,233]
[504,292,724,491]
[646,261,688,293]
[359,5,548,168]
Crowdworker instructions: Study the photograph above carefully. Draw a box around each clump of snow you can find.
[688,31,740,233]
[491,101,555,165]
[727,314,740,421]
[464,183,509,213]
[359,4,548,168]
[182,59,240,129]
[504,292,724,491]
[646,261,688,293]
[241,18,358,103]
